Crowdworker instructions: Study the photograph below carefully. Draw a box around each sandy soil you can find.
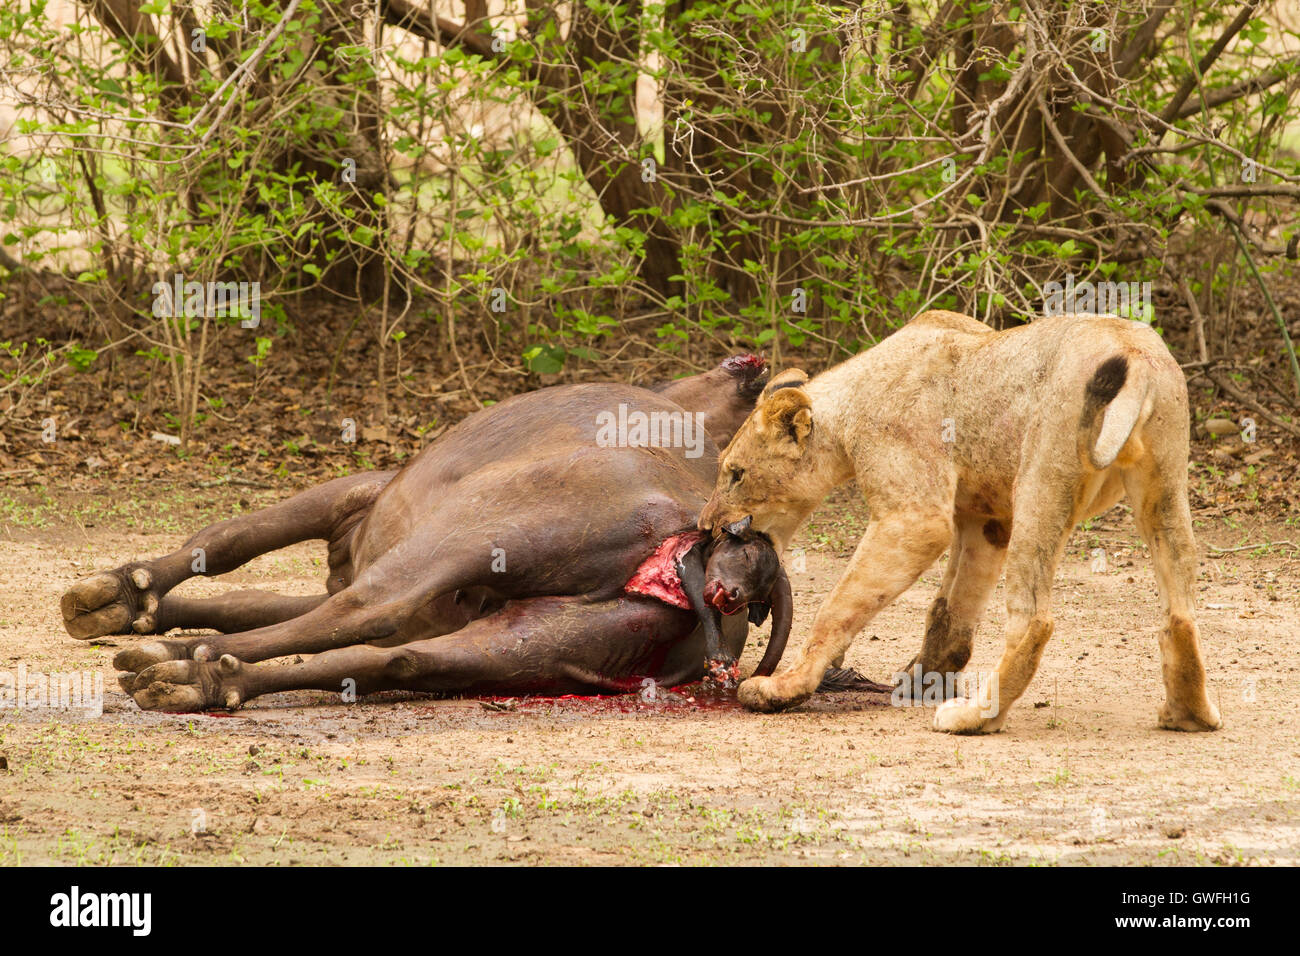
[1,484,1297,866]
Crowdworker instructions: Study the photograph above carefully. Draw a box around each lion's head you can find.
[698,369,827,550]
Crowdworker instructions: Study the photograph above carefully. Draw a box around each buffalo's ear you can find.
[761,368,808,398]
[724,515,752,538]
[747,602,771,626]
[759,385,813,451]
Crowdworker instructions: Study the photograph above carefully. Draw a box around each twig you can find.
[1037,89,1112,206]
[1207,541,1300,555]
[193,0,305,150]
[195,476,274,489]
[1220,216,1300,398]
[1169,269,1208,364]
[1158,1,1261,125]
[1206,370,1300,438]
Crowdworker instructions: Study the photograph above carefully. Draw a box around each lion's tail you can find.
[1083,354,1150,469]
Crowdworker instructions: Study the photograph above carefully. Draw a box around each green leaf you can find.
[523,344,565,375]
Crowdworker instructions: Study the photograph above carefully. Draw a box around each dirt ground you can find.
[0,481,1297,866]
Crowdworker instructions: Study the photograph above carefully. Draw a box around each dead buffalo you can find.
[60,356,797,711]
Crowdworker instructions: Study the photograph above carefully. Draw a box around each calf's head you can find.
[701,517,792,678]
[699,369,820,550]
[702,516,779,616]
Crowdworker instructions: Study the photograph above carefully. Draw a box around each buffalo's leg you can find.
[61,471,392,639]
[106,591,334,671]
[677,542,735,686]
[112,521,505,672]
[123,596,704,712]
[157,591,329,633]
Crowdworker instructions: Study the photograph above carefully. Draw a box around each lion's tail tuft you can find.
[1085,354,1150,469]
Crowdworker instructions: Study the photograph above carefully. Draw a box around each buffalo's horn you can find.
[725,515,753,537]
[752,563,792,677]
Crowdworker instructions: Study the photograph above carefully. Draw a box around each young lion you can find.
[699,309,1221,735]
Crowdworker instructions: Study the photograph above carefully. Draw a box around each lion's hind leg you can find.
[933,460,1083,734]
[898,515,1008,701]
[1121,458,1221,732]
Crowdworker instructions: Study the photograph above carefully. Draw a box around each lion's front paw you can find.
[1158,699,1222,732]
[128,655,245,713]
[737,674,810,713]
[933,696,995,734]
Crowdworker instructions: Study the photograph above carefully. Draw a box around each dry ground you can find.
[0,482,1297,866]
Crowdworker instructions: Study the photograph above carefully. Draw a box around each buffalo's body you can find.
[61,358,789,710]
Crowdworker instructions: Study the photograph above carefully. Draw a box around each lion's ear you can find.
[762,368,809,398]
[759,385,813,451]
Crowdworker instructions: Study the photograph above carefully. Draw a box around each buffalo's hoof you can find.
[61,564,162,639]
[737,674,810,713]
[113,640,193,674]
[704,657,740,691]
[128,655,245,713]
[816,667,892,693]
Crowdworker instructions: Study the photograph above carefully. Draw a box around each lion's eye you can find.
[730,467,744,486]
